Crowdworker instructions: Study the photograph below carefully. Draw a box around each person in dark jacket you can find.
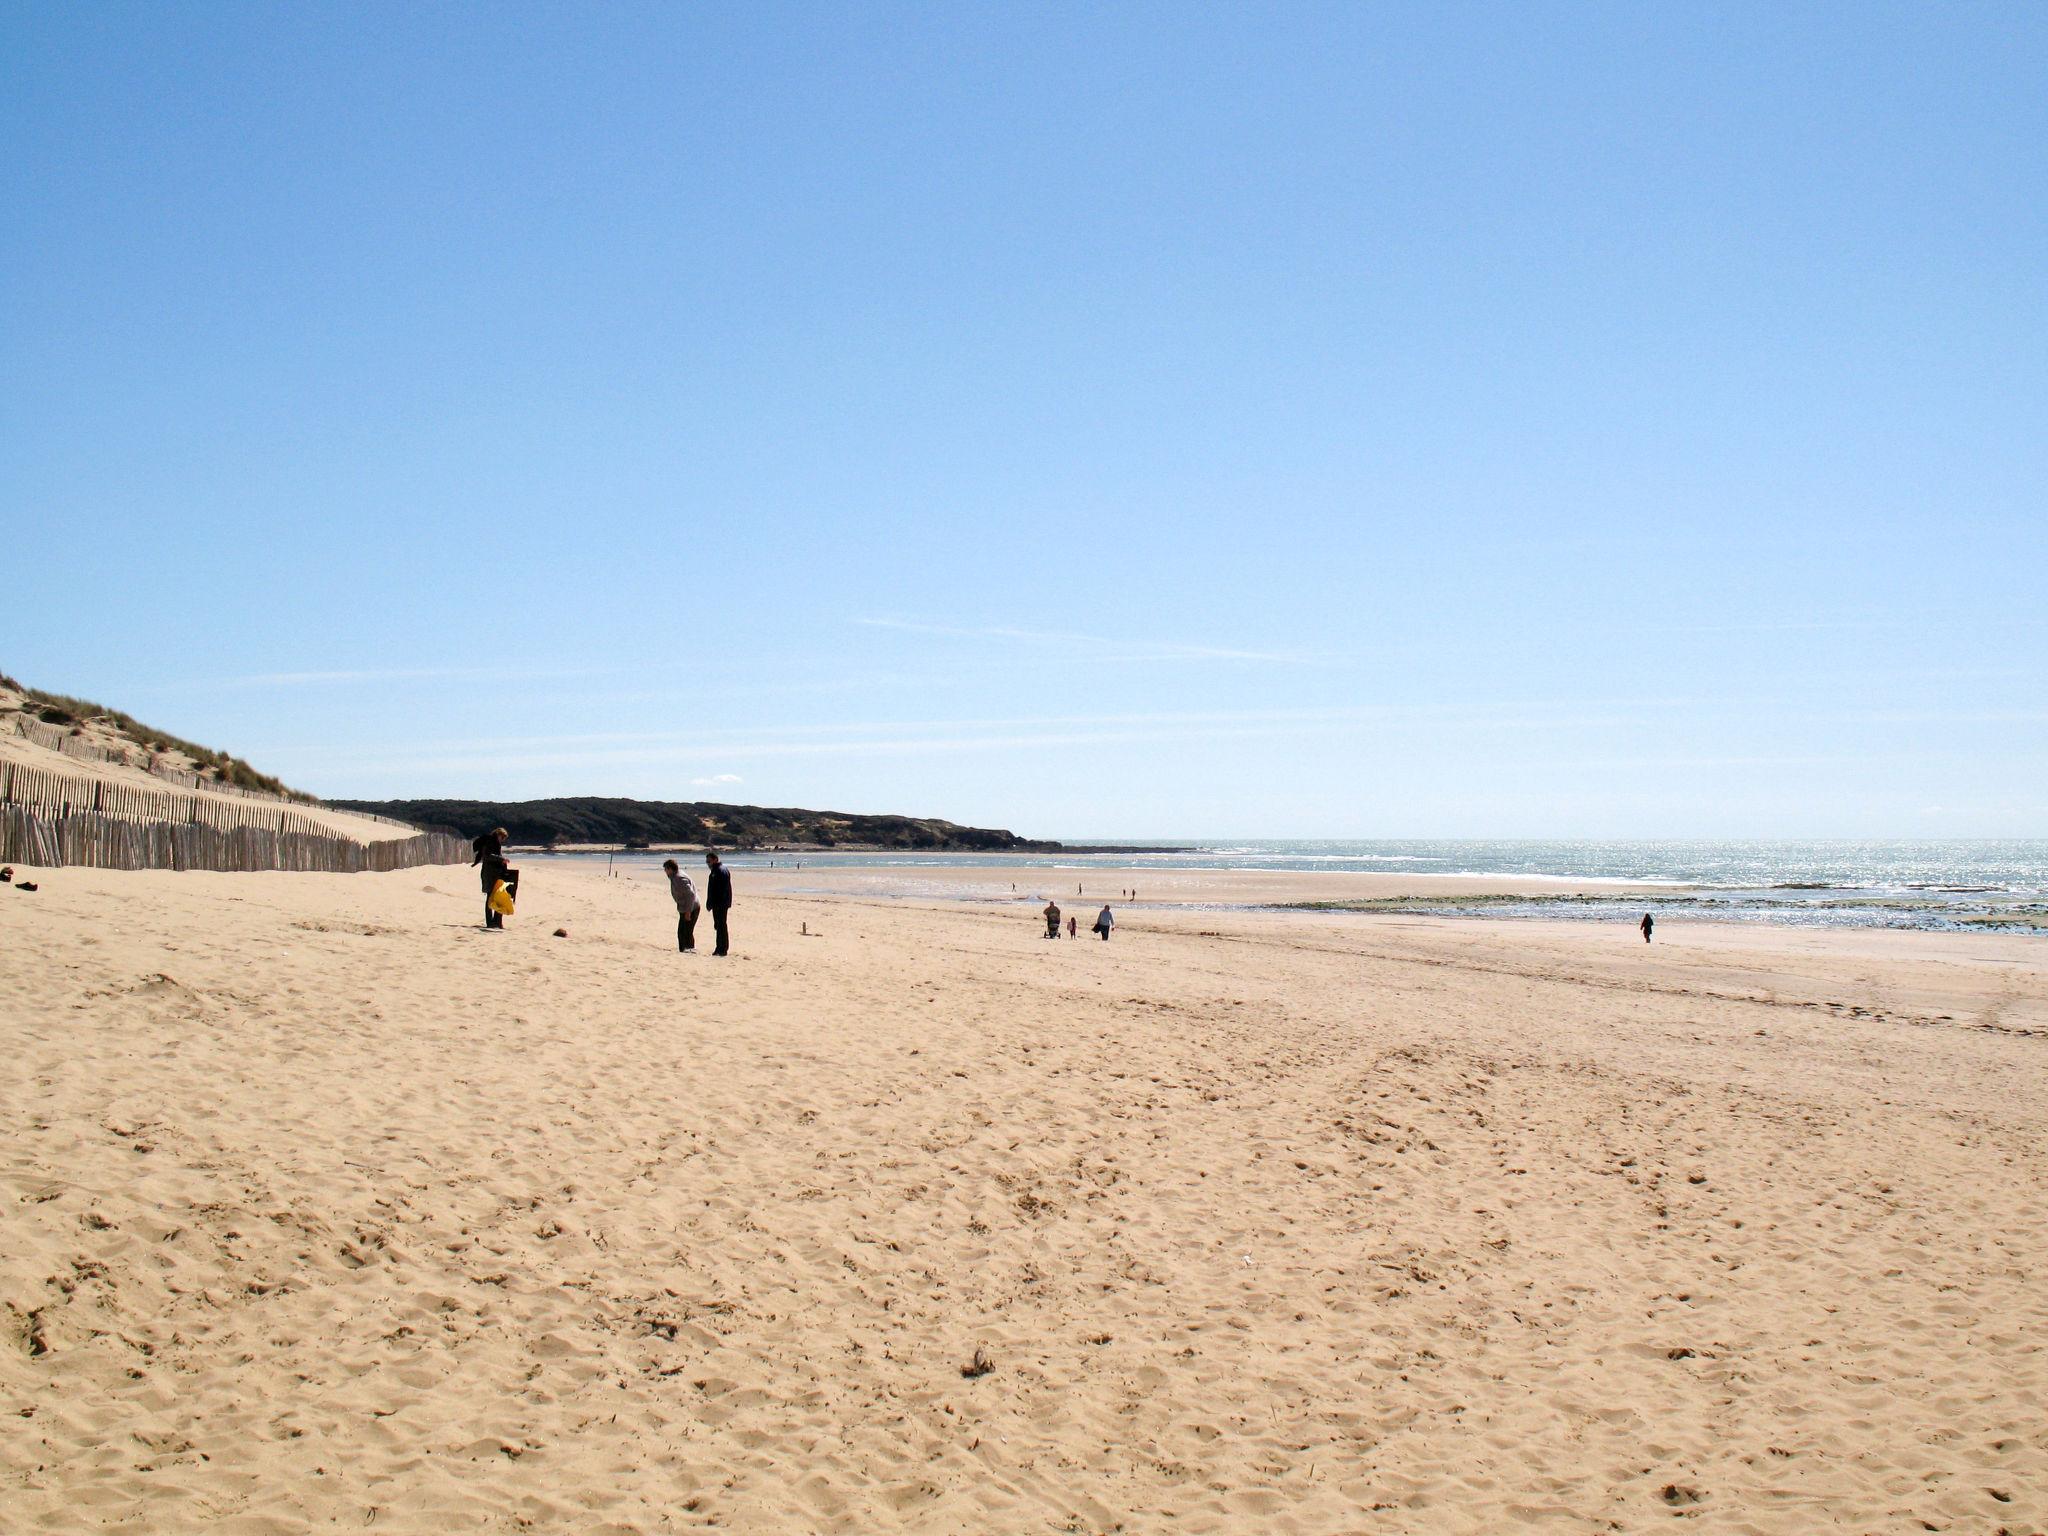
[472,826,511,929]
[1640,912,1655,944]
[705,850,734,955]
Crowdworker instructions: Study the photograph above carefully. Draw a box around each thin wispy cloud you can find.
[265,687,2048,789]
[201,664,612,689]
[267,697,1734,780]
[849,612,2048,665]
[1646,616,2048,636]
[853,616,1314,665]
[321,724,1301,779]
[283,698,1684,763]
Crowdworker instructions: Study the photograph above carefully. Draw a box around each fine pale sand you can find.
[3,862,2045,1534]
[735,861,1678,908]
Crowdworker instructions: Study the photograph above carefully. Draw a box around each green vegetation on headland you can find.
[326,795,1065,852]
[0,672,308,799]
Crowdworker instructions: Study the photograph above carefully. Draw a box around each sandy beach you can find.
[3,861,2045,1534]
[735,861,1679,908]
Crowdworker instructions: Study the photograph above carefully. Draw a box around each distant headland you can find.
[325,794,1191,855]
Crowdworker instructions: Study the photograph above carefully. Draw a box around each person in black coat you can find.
[472,826,511,929]
[705,850,734,955]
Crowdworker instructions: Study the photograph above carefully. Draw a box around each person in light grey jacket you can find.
[663,858,701,952]
[1094,904,1114,940]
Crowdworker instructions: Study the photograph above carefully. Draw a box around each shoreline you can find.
[725,861,2048,935]
[8,842,2041,933]
[516,841,1191,856]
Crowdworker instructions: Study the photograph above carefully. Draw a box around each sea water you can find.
[551,839,2048,932]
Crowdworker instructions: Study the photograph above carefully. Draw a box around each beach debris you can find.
[553,928,569,938]
[960,1345,995,1379]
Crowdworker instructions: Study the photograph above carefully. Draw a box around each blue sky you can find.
[4,2,2043,838]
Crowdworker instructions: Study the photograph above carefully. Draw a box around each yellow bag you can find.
[488,880,515,916]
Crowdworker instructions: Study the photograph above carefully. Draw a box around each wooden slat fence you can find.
[0,755,466,872]
[6,716,421,829]
[12,715,127,761]
[0,804,466,873]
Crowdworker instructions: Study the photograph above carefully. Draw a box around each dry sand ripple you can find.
[2,867,2045,1533]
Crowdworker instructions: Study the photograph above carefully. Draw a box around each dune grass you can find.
[0,671,307,799]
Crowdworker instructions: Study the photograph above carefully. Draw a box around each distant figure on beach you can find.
[471,826,512,929]
[1043,900,1062,939]
[664,859,701,952]
[1640,912,1655,943]
[1094,904,1114,940]
[705,851,734,955]
[1067,915,1077,939]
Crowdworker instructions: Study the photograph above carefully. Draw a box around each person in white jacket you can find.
[662,858,702,953]
[1094,904,1114,940]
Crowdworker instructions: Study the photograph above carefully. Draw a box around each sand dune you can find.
[2,863,2044,1533]
[0,726,415,845]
